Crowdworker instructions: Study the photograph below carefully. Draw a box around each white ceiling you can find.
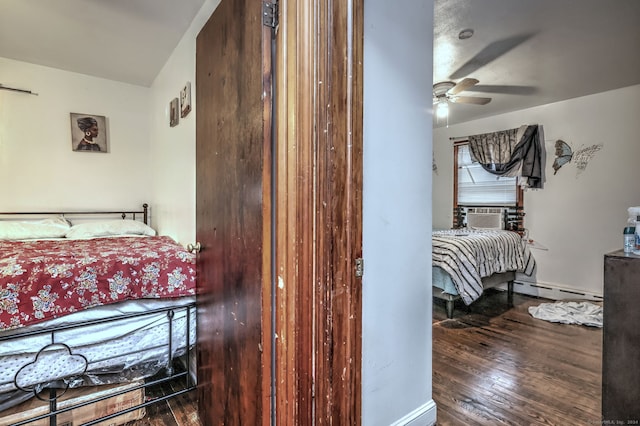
[434,0,640,127]
[1,0,639,125]
[0,0,206,87]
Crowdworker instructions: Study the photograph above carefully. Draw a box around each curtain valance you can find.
[468,124,545,189]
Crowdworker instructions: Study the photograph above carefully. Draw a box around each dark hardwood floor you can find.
[123,363,201,426]
[125,383,200,426]
[124,290,602,425]
[433,289,602,426]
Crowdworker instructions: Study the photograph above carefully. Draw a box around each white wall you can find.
[433,84,640,297]
[0,57,151,211]
[0,0,221,246]
[363,1,435,425]
[148,0,221,246]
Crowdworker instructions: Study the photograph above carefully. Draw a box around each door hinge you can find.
[355,258,364,278]
[263,1,279,29]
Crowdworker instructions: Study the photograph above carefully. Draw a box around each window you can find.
[453,143,524,230]
[456,144,518,206]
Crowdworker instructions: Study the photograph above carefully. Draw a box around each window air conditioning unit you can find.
[466,208,504,230]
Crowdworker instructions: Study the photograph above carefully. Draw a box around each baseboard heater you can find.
[513,281,603,301]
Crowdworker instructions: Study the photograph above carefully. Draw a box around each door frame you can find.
[271,0,364,423]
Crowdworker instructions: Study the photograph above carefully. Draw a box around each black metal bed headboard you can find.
[0,203,149,224]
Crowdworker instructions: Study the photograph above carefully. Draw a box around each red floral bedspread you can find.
[0,236,196,331]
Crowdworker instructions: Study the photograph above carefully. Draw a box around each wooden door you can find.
[195,0,363,424]
[195,0,273,424]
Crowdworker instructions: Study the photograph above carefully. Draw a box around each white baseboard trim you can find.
[509,280,603,302]
[390,399,437,426]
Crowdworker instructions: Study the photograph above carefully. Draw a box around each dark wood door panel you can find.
[195,0,268,424]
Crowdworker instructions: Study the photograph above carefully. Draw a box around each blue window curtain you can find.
[468,124,545,189]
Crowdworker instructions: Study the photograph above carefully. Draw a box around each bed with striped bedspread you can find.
[432,229,536,305]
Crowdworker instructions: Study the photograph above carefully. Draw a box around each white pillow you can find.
[65,220,156,239]
[0,217,71,240]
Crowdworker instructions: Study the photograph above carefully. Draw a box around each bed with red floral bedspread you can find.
[0,236,195,331]
[0,206,197,424]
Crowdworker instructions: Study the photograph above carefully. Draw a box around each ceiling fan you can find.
[432,78,492,114]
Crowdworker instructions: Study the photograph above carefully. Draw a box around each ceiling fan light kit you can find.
[432,77,492,119]
[436,99,449,119]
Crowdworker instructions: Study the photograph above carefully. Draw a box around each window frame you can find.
[453,140,523,228]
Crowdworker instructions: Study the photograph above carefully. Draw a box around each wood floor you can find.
[125,382,200,426]
[433,289,602,426]
[122,361,201,426]
[128,290,602,425]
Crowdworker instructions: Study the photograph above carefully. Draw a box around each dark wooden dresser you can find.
[603,250,640,422]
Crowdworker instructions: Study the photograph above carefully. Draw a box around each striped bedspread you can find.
[432,229,535,304]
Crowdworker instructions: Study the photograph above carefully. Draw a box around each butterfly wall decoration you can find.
[552,139,603,175]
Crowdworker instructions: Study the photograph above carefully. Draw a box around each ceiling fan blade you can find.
[451,96,492,105]
[449,33,535,80]
[471,84,539,95]
[448,78,479,95]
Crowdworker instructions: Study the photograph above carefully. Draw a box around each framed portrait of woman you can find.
[70,113,108,153]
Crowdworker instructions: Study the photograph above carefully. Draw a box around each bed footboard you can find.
[0,302,196,426]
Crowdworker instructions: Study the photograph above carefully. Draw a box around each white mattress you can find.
[0,297,196,396]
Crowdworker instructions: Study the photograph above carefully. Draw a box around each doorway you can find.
[194,1,364,423]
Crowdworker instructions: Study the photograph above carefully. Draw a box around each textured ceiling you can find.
[434,0,640,127]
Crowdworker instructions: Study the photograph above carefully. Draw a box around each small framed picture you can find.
[70,113,108,152]
[180,82,192,118]
[170,97,179,127]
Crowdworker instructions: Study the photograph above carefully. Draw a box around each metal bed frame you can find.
[0,203,149,225]
[1,303,196,426]
[0,204,196,426]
